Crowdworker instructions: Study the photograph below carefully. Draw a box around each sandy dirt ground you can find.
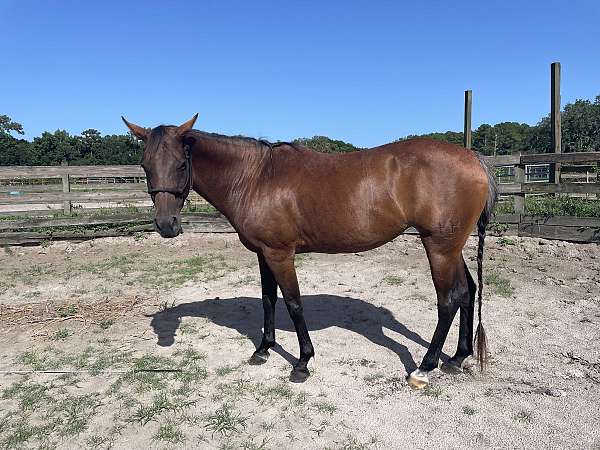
[0,232,599,449]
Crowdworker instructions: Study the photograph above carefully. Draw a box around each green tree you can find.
[0,115,24,137]
[293,136,361,153]
[29,130,78,165]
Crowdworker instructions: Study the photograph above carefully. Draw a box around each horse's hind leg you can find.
[249,254,278,365]
[407,237,469,389]
[441,258,476,373]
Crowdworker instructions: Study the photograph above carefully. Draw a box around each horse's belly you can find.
[297,219,408,254]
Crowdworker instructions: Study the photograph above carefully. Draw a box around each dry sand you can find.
[0,232,599,449]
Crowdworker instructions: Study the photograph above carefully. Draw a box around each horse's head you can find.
[121,114,198,238]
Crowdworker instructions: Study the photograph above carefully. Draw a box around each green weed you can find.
[485,272,514,298]
[204,404,247,436]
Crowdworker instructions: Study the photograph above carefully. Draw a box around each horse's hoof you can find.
[248,351,269,365]
[407,369,429,390]
[441,361,463,375]
[289,368,310,383]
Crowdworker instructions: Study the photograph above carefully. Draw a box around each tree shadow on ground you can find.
[149,294,448,374]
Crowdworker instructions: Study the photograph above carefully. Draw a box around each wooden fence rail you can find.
[484,151,600,214]
[1,157,599,244]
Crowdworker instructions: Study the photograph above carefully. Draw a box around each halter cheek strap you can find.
[147,146,193,198]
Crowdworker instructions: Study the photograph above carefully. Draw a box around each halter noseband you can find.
[147,145,193,198]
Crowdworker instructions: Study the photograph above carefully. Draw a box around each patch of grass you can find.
[153,421,185,445]
[131,392,180,425]
[485,272,514,298]
[215,364,238,376]
[363,372,385,385]
[179,322,198,335]
[204,404,247,436]
[174,347,208,385]
[98,319,114,330]
[262,383,295,401]
[294,253,311,268]
[513,410,532,423]
[53,393,100,436]
[53,328,72,340]
[462,405,477,416]
[17,350,52,371]
[240,437,270,450]
[312,400,337,415]
[497,236,517,247]
[86,434,112,449]
[421,385,445,399]
[57,304,77,317]
[526,195,600,217]
[383,275,404,285]
[121,354,177,392]
[2,381,52,411]
[294,391,308,406]
[337,434,370,450]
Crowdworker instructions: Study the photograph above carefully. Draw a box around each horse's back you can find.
[246,139,489,253]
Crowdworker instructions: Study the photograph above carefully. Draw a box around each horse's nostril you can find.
[171,216,178,228]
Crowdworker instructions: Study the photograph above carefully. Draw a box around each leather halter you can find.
[147,145,193,198]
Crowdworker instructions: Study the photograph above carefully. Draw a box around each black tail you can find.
[474,154,498,371]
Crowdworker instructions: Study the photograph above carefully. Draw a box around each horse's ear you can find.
[121,116,149,141]
[177,113,198,135]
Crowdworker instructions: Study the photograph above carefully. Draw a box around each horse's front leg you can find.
[249,253,278,365]
[262,248,314,383]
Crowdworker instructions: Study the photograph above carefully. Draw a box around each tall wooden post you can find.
[61,160,72,216]
[550,62,561,184]
[514,154,525,215]
[463,90,472,149]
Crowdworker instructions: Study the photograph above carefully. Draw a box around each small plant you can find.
[383,275,404,285]
[98,319,114,330]
[133,232,147,241]
[153,422,185,444]
[421,385,445,399]
[57,304,77,317]
[179,322,198,335]
[312,400,337,415]
[462,405,477,416]
[363,372,385,385]
[215,365,237,376]
[204,404,247,436]
[40,240,52,248]
[485,272,514,298]
[53,328,72,340]
[513,410,532,423]
[497,237,516,247]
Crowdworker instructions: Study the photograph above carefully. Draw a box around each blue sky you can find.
[2,0,599,147]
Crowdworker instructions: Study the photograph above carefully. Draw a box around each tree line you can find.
[1,93,598,165]
[400,94,600,155]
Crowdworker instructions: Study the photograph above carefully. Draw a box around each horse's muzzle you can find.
[154,216,182,238]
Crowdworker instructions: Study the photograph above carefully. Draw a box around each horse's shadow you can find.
[149,294,446,374]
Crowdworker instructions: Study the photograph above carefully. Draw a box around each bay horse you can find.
[122,114,497,388]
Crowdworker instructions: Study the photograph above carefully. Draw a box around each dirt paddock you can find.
[1,232,599,449]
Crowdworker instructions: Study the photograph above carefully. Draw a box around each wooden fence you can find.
[0,164,206,217]
[485,151,600,242]
[1,154,599,245]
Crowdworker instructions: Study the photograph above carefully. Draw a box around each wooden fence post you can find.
[463,90,472,149]
[550,62,561,184]
[514,153,525,215]
[61,160,72,216]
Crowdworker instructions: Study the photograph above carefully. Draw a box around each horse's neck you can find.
[191,138,265,221]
